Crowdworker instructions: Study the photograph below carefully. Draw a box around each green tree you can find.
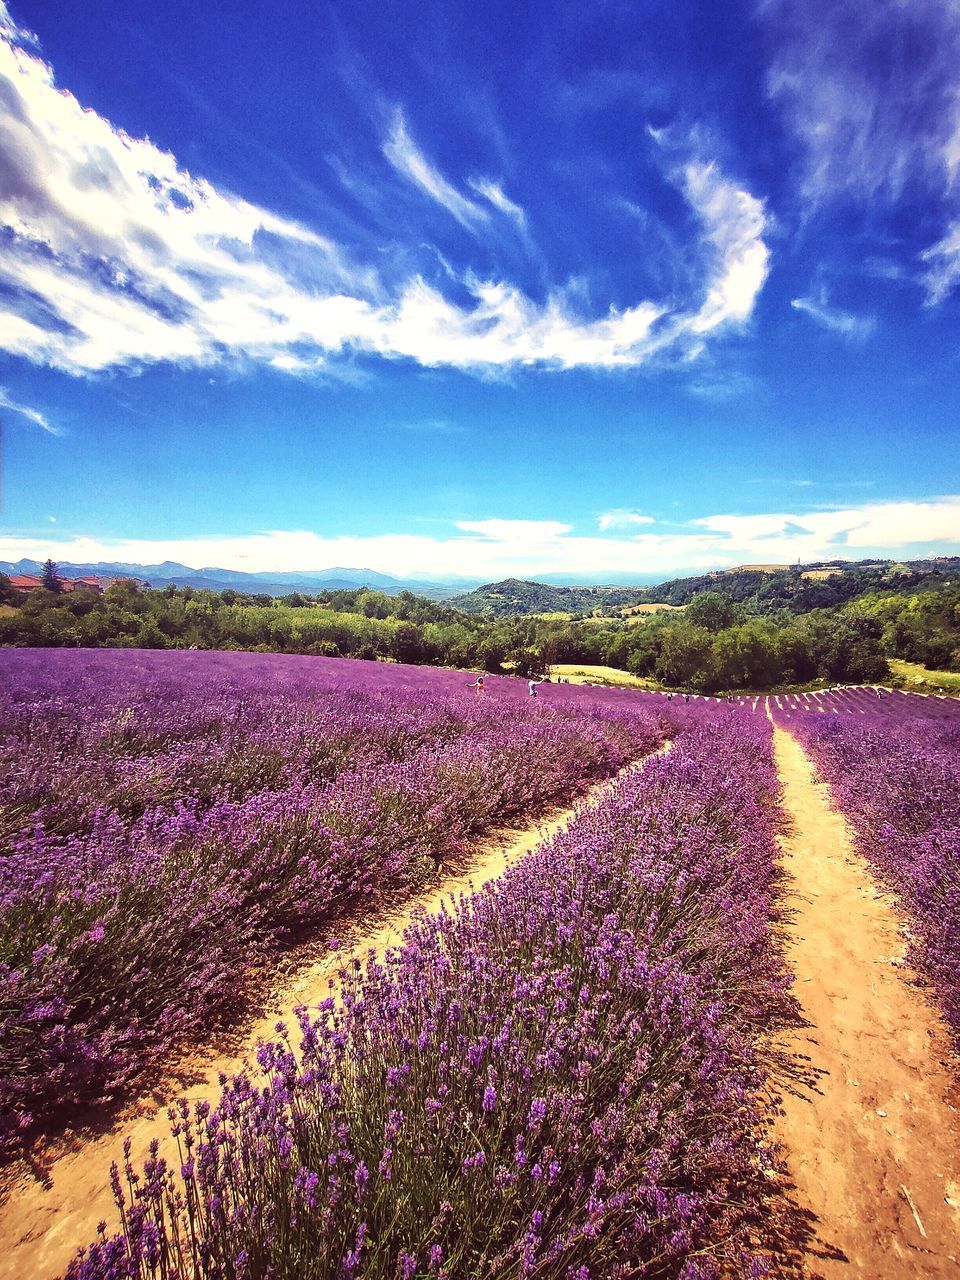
[390,621,426,665]
[511,646,547,678]
[358,589,392,619]
[711,620,779,690]
[685,591,740,633]
[774,627,816,684]
[41,559,62,593]
[655,624,714,690]
[134,618,168,649]
[478,638,506,673]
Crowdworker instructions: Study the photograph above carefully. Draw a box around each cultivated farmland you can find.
[0,650,668,1155]
[0,655,958,1278]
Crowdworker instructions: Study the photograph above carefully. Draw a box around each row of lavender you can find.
[0,651,668,1155]
[773,699,960,1038]
[773,685,960,722]
[68,710,791,1280]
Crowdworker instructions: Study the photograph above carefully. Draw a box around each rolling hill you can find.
[449,559,960,617]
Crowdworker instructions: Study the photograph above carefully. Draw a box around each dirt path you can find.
[0,760,653,1280]
[770,724,960,1277]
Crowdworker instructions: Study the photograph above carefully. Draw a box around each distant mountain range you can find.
[5,556,958,614]
[0,559,475,599]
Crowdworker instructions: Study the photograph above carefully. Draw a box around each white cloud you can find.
[919,221,960,305]
[597,510,655,530]
[0,1,35,45]
[383,109,487,229]
[4,498,957,581]
[371,276,666,370]
[455,519,573,542]
[467,177,526,226]
[0,27,377,374]
[682,161,770,334]
[0,386,60,433]
[791,294,876,340]
[694,498,960,557]
[0,25,770,377]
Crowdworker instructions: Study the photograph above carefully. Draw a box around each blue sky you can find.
[0,0,958,582]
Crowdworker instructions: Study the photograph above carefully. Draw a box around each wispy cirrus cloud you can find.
[466,176,527,227]
[761,0,960,303]
[0,18,769,379]
[919,221,960,305]
[382,109,488,229]
[0,387,60,434]
[762,0,960,205]
[790,292,876,341]
[3,498,957,581]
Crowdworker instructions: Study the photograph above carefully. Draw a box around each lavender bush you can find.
[773,689,960,1039]
[68,709,792,1280]
[0,650,669,1155]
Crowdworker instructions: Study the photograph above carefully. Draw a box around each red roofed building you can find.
[8,574,43,591]
[6,573,140,595]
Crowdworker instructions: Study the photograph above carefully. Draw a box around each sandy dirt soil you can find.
[770,725,960,1278]
[0,760,652,1280]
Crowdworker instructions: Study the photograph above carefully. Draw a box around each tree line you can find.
[1,570,958,693]
[645,560,960,614]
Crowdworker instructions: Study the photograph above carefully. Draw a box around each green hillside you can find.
[451,560,960,618]
[448,577,650,617]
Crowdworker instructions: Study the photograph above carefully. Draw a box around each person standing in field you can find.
[468,675,486,695]
[528,678,544,696]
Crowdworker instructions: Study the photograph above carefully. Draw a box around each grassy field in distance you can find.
[550,663,655,687]
[889,658,960,695]
[620,602,685,624]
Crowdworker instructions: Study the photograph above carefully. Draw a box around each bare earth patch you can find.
[770,725,960,1277]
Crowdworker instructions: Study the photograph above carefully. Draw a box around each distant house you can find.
[60,575,143,593]
[6,573,137,595]
[88,576,143,591]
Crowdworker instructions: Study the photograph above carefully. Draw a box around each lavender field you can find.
[5,653,960,1278]
[772,688,960,1041]
[0,650,669,1155]
[67,711,793,1280]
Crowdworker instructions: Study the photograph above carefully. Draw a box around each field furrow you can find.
[769,725,960,1277]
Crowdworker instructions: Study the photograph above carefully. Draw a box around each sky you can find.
[0,0,958,584]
